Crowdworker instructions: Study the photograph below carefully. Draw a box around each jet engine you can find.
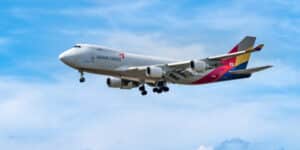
[106,77,138,89]
[190,60,209,72]
[145,66,164,78]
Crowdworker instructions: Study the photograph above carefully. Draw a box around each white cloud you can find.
[55,0,274,38]
[60,0,156,17]
[246,59,300,88]
[103,31,208,59]
[197,145,213,150]
[0,64,299,150]
[214,138,249,150]
[59,29,209,59]
[197,138,285,150]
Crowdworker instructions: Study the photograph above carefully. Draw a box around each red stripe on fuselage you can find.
[223,45,238,66]
[192,45,239,84]
[192,65,232,84]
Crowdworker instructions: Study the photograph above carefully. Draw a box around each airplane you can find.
[59,36,272,95]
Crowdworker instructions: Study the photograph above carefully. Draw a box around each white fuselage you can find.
[59,44,203,84]
[58,36,270,95]
[59,44,209,84]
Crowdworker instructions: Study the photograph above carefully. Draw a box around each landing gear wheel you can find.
[153,88,158,93]
[141,91,147,96]
[139,86,145,91]
[139,85,148,96]
[157,88,163,94]
[79,77,85,83]
[162,86,169,92]
[79,71,85,83]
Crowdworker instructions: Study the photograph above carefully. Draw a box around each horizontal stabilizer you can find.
[208,44,264,61]
[229,65,272,75]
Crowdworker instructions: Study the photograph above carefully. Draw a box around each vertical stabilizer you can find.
[226,36,256,69]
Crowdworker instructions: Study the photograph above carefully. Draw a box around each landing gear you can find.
[139,85,145,91]
[141,90,148,96]
[79,71,86,83]
[162,86,169,92]
[156,88,163,94]
[153,87,168,94]
[152,81,169,94]
[79,77,85,83]
[138,82,169,96]
[139,85,148,96]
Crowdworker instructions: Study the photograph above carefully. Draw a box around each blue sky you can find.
[0,0,299,150]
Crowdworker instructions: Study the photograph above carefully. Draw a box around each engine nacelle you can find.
[190,60,209,72]
[145,66,164,78]
[106,77,138,89]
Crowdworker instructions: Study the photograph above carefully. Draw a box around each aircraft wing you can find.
[161,44,264,70]
[119,60,207,83]
[125,60,193,73]
[118,44,265,83]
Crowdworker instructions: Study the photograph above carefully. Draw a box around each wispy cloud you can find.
[60,0,156,17]
[248,60,300,88]
[0,73,299,149]
[59,29,208,59]
[198,145,213,150]
[198,138,284,150]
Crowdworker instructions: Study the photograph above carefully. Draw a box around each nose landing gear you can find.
[79,71,86,83]
[80,77,85,83]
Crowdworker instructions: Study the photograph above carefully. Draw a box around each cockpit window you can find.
[73,45,81,48]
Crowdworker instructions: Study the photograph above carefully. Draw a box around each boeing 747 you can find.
[59,36,272,95]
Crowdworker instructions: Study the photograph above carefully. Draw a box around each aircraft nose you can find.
[59,50,69,63]
[59,52,64,61]
[59,49,77,66]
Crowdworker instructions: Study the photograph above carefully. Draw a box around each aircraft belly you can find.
[172,69,217,85]
[83,68,121,77]
[168,75,204,85]
[82,67,156,82]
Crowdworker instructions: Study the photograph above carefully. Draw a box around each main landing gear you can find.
[139,82,170,96]
[79,71,86,83]
[152,81,169,94]
[139,85,148,96]
[152,86,169,94]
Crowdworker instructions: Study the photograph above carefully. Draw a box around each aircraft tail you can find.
[226,36,256,69]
